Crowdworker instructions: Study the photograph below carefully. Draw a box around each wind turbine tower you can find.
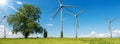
[1,16,7,38]
[0,7,7,38]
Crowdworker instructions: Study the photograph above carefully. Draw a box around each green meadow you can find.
[0,38,120,44]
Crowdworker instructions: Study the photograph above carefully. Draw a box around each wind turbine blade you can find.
[66,11,74,16]
[0,16,7,24]
[58,0,62,4]
[52,7,62,19]
[8,5,19,12]
[64,8,74,13]
[76,8,86,15]
[111,17,118,22]
[104,16,109,22]
[63,5,79,8]
[3,16,7,18]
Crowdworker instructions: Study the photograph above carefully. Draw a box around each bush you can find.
[43,29,47,38]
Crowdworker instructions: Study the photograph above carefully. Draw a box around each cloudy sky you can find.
[0,0,120,38]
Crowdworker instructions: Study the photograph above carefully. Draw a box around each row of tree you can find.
[7,4,47,38]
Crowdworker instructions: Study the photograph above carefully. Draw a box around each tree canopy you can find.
[7,4,43,38]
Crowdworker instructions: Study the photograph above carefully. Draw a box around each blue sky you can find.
[0,0,120,38]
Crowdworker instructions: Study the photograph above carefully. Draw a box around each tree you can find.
[43,29,47,38]
[7,4,43,38]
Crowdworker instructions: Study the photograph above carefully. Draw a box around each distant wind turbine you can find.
[0,7,7,38]
[52,0,76,38]
[0,1,23,38]
[104,17,118,38]
[67,8,86,38]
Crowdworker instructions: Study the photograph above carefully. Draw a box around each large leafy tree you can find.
[7,4,43,38]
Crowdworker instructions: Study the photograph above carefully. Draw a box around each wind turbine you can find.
[67,8,86,38]
[0,0,24,38]
[0,16,7,38]
[52,0,76,38]
[0,7,7,38]
[104,17,118,38]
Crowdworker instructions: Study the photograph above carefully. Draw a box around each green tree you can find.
[7,4,43,38]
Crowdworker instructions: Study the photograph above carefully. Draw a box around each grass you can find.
[0,38,120,44]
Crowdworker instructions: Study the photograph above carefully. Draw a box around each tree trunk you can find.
[24,32,29,38]
[25,35,28,38]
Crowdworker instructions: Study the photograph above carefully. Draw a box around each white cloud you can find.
[0,25,5,38]
[16,1,23,5]
[8,32,12,35]
[0,25,43,38]
[91,31,97,35]
[112,30,120,37]
[90,31,97,37]
[0,25,4,28]
[45,24,54,27]
[1,24,120,38]
[7,32,43,38]
[7,32,24,38]
[79,29,120,38]
[96,33,109,38]
[79,35,91,37]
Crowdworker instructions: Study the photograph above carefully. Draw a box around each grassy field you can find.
[0,38,120,44]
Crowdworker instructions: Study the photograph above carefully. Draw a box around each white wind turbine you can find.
[0,0,22,38]
[67,8,86,38]
[52,0,76,38]
[0,16,7,38]
[104,17,118,38]
[0,2,8,38]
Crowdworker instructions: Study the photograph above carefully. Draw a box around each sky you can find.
[0,0,120,38]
